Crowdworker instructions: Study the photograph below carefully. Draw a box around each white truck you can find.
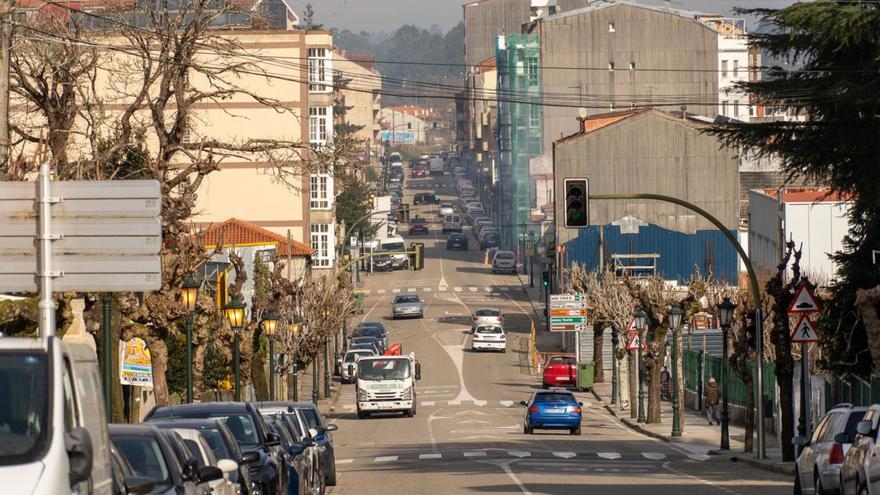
[351,353,421,418]
[429,157,445,175]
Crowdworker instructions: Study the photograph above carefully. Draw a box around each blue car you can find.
[522,390,583,435]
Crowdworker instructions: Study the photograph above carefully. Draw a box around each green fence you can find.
[681,350,776,410]
[824,375,880,411]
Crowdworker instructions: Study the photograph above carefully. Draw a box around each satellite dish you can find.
[578,107,588,119]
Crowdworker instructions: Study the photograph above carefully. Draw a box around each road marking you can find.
[508,451,531,458]
[484,287,493,292]
[642,453,666,460]
[483,460,533,495]
[438,286,448,291]
[500,400,514,407]
[454,287,463,292]
[463,451,487,458]
[597,452,621,460]
[407,288,417,292]
[419,453,442,460]
[421,401,435,406]
[376,289,386,294]
[468,287,478,292]
[336,459,354,464]
[393,288,401,293]
[374,456,398,463]
[423,287,432,292]
[687,454,711,461]
[553,452,577,459]
[473,399,488,406]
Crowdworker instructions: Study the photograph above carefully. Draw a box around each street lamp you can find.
[633,309,648,423]
[667,305,684,437]
[180,276,200,404]
[290,318,302,401]
[611,327,620,407]
[717,296,737,450]
[262,310,279,401]
[224,297,247,402]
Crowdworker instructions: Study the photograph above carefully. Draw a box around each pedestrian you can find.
[660,366,671,400]
[705,377,720,425]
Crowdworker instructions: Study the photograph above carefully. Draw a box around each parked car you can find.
[352,323,389,350]
[472,325,506,352]
[148,418,255,495]
[169,428,239,495]
[521,390,583,435]
[439,203,455,217]
[144,403,284,495]
[409,216,430,235]
[287,403,338,487]
[111,424,221,495]
[446,233,469,250]
[254,403,328,490]
[349,342,381,356]
[491,251,517,274]
[796,403,866,495]
[413,192,439,205]
[442,214,463,234]
[110,441,156,495]
[542,354,577,388]
[392,293,425,319]
[351,336,386,354]
[839,404,880,495]
[340,349,376,383]
[471,307,503,330]
[262,415,323,495]
[480,230,500,249]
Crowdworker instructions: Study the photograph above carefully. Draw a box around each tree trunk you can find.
[629,351,638,419]
[618,345,630,411]
[743,371,755,453]
[593,326,605,383]
[251,333,269,401]
[147,337,171,406]
[675,328,684,433]
[646,329,667,424]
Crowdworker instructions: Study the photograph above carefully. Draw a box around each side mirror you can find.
[65,427,94,486]
[123,476,156,495]
[184,458,199,480]
[834,432,851,444]
[241,451,261,464]
[196,465,224,484]
[266,432,281,447]
[415,362,422,381]
[792,436,809,447]
[217,459,238,474]
[347,364,355,376]
[520,400,528,407]
[578,402,584,406]
[326,424,338,432]
[857,420,873,436]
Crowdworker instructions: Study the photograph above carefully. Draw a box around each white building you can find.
[701,17,757,122]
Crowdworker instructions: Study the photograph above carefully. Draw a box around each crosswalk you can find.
[360,285,526,295]
[340,399,590,410]
[334,450,713,465]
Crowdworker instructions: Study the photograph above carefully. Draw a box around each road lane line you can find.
[407,287,417,292]
[483,460,533,495]
[376,289,386,294]
[597,452,621,460]
[642,453,667,460]
[392,288,401,293]
[454,287,463,292]
[662,461,741,495]
[468,287,478,292]
[508,451,531,458]
[374,456,398,463]
[421,401,435,406]
[688,454,711,461]
[500,400,514,407]
[463,451,487,458]
[553,452,577,459]
[336,459,354,464]
[419,453,442,460]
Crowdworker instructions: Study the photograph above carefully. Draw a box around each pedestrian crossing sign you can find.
[790,314,819,343]
[626,332,646,350]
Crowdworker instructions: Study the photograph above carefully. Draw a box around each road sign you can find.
[549,323,586,332]
[550,316,587,325]
[0,254,161,292]
[626,332,646,350]
[550,293,585,303]
[550,309,587,317]
[553,301,586,310]
[788,282,821,314]
[791,314,819,343]
[626,319,638,332]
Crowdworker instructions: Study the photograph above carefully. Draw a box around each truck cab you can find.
[351,353,421,419]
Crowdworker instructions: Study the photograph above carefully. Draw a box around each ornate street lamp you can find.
[633,308,648,423]
[667,305,684,437]
[717,297,737,450]
[180,276,200,403]
[290,318,302,401]
[262,310,280,401]
[224,297,247,401]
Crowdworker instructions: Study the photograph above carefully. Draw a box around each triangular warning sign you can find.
[791,314,819,343]
[788,282,821,314]
[626,319,637,332]
[626,332,646,350]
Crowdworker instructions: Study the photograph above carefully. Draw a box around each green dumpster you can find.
[353,290,366,314]
[577,362,595,391]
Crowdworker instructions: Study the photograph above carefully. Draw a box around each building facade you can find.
[333,51,382,156]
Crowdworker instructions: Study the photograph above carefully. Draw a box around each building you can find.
[378,108,429,144]
[333,51,382,157]
[748,189,851,282]
[553,108,740,284]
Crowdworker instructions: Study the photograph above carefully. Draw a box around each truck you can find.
[429,157,445,175]
[351,353,421,418]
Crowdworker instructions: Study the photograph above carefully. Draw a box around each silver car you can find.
[841,404,880,495]
[340,349,375,383]
[392,293,424,319]
[796,403,866,495]
[471,307,503,330]
[491,251,517,274]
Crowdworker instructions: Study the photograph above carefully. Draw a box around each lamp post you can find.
[262,310,279,401]
[224,297,247,402]
[667,305,684,437]
[717,297,737,451]
[611,327,620,407]
[180,276,200,404]
[291,319,301,401]
[634,309,648,424]
[324,337,331,398]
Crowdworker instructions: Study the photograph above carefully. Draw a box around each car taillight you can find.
[829,442,845,464]
[568,406,581,414]
[473,334,482,339]
[473,316,479,320]
[499,335,506,339]
[528,406,539,413]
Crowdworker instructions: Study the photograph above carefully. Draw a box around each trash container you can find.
[353,290,366,314]
[577,361,595,391]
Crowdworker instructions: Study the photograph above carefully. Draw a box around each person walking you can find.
[705,377,721,425]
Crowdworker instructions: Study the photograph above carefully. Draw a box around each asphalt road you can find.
[327,168,792,495]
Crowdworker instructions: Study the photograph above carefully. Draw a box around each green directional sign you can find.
[550,316,587,325]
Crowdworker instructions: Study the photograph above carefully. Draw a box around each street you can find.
[328,170,792,495]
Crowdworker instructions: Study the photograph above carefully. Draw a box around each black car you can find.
[446,233,469,250]
[352,323,389,349]
[413,193,439,205]
[371,251,395,272]
[408,217,430,235]
[350,336,386,354]
[144,402,285,495]
[480,231,500,249]
[149,418,255,495]
[255,404,330,490]
[110,424,224,495]
[288,403,338,487]
[110,440,156,495]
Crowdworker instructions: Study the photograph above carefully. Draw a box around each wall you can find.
[334,54,382,147]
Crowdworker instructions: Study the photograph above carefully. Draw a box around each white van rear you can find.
[379,236,409,270]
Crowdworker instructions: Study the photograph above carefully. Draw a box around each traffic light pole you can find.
[589,192,765,459]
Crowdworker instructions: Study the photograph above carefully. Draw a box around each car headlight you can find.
[358,388,368,401]
[402,386,413,400]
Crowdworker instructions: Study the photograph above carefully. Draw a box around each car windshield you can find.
[476,326,503,334]
[496,252,515,259]
[396,295,419,304]
[299,409,321,430]
[0,352,49,465]
[549,356,576,365]
[114,436,171,486]
[354,328,383,338]
[345,351,370,363]
[382,242,405,251]
[534,393,575,403]
[476,309,500,317]
[207,414,261,448]
[358,359,411,381]
[198,429,232,461]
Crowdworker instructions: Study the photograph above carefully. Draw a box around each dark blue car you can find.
[522,390,583,435]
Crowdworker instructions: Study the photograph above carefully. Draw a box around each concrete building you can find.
[333,51,382,156]
[748,189,851,282]
[378,108,430,144]
[553,108,740,284]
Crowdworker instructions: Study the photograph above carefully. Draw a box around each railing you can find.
[681,350,776,410]
[824,375,880,410]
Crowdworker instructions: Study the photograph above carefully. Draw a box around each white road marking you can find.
[500,400,514,407]
[336,459,354,464]
[597,452,621,460]
[483,460,533,495]
[393,288,401,293]
[423,287,432,292]
[438,286,448,291]
[407,288,417,292]
[376,289,386,294]
[508,451,531,458]
[553,452,577,459]
[454,287,463,292]
[468,287,478,292]
[687,454,711,461]
[421,401,435,406]
[484,287,493,292]
[642,453,667,460]
[463,451,487,458]
[419,453,442,460]
[374,456,398,463]
[458,419,491,424]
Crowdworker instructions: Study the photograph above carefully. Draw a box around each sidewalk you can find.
[591,380,795,476]
[515,271,563,355]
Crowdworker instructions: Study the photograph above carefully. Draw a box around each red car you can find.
[412,167,428,177]
[542,354,577,388]
[409,217,430,235]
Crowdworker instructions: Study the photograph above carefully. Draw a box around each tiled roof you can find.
[760,188,852,203]
[202,218,314,257]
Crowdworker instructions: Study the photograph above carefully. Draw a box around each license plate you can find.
[545,408,564,413]
[556,376,567,381]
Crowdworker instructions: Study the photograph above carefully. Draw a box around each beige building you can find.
[333,51,382,156]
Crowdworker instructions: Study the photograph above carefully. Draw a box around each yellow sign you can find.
[550,309,587,317]
[118,337,153,388]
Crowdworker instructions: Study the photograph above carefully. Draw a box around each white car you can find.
[439,203,455,217]
[170,428,239,495]
[472,325,506,352]
[471,307,503,330]
[491,251,517,274]
[340,349,377,383]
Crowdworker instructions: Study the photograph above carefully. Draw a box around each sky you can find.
[291,0,798,34]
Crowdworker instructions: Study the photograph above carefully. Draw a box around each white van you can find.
[378,236,409,270]
[0,337,113,494]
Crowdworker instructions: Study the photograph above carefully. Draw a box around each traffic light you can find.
[744,310,757,350]
[563,178,589,228]
[410,242,424,270]
[402,203,410,223]
[542,271,550,287]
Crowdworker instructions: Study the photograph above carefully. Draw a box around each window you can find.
[309,107,329,144]
[629,62,636,71]
[255,249,276,263]
[526,57,539,85]
[733,101,741,117]
[608,62,614,72]
[308,48,330,92]
[721,60,728,78]
[608,22,615,33]
[310,224,332,268]
[528,107,540,128]
[309,174,332,209]
[721,100,729,116]
[733,59,739,77]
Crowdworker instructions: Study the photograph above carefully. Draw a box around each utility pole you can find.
[0,0,13,171]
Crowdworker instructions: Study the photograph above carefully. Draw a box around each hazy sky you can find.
[291,0,798,34]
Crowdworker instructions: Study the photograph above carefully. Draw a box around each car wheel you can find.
[357,410,369,419]
[814,471,824,495]
[571,427,582,436]
[523,425,533,434]
[859,477,870,495]
[326,461,337,487]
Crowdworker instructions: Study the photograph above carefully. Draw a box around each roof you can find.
[545,0,715,30]
[758,188,852,204]
[147,402,253,419]
[202,218,314,257]
[555,108,711,145]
